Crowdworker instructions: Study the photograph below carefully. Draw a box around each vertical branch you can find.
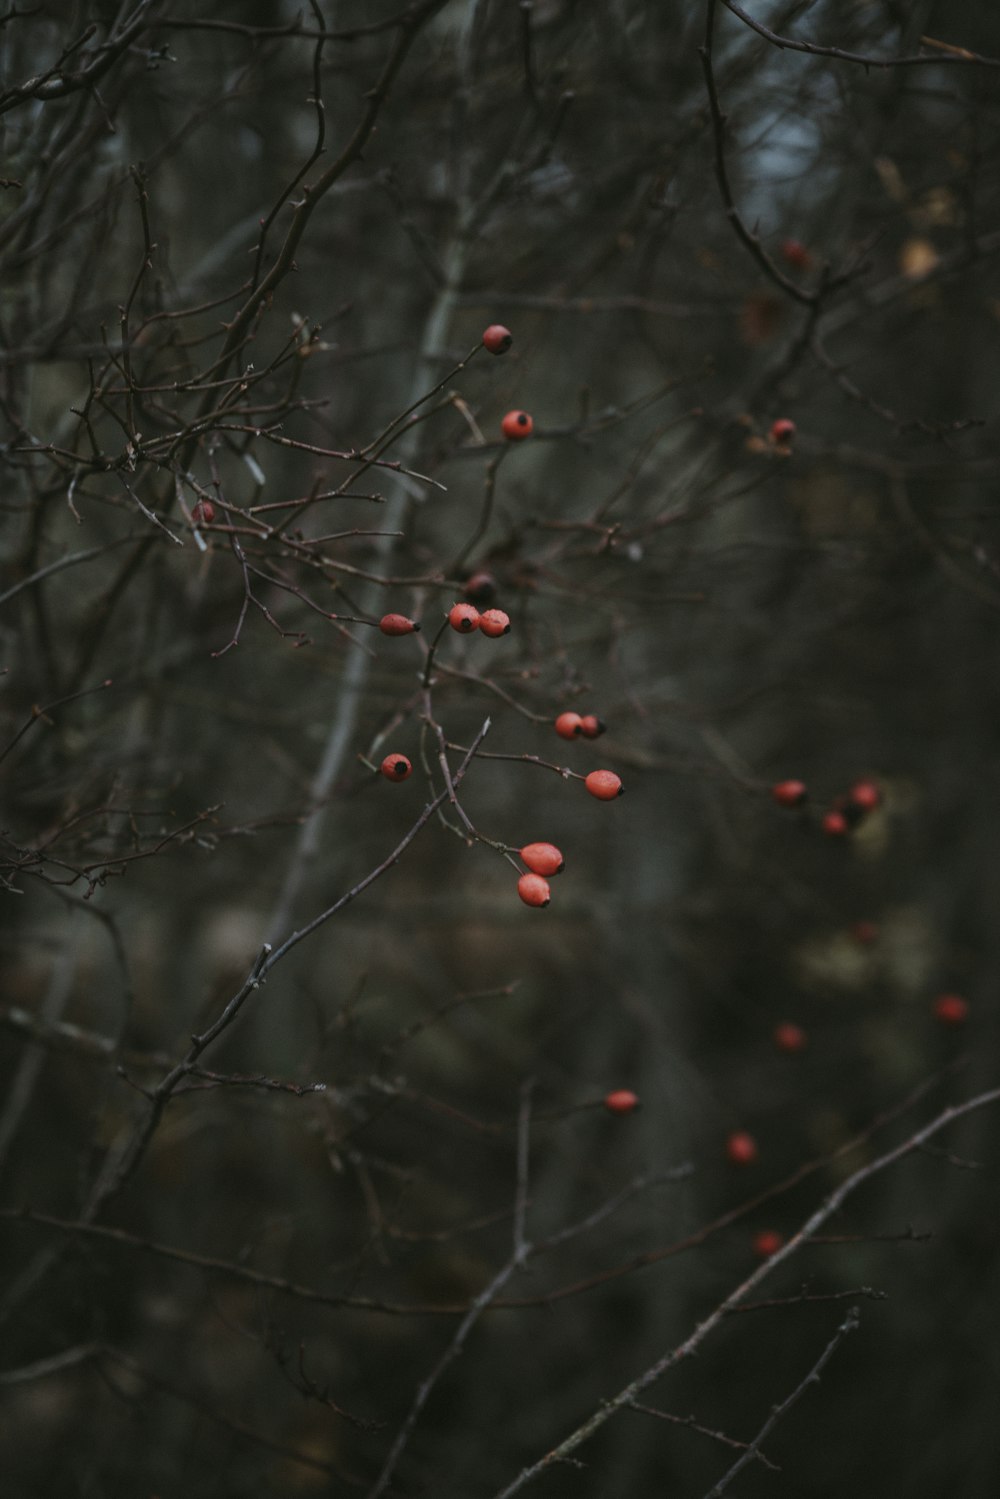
[513,1076,535,1262]
[366,1073,536,1499]
[698,0,815,305]
[0,944,77,1174]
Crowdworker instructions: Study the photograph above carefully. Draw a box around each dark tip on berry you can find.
[482,324,513,354]
[394,761,407,775]
[516,413,529,426]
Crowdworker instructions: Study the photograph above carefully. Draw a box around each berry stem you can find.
[357,341,484,462]
[420,614,453,688]
[448,447,508,577]
[445,743,584,779]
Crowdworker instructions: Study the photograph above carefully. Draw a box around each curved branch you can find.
[722,0,1000,70]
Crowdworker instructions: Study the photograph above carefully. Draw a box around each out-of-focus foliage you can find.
[3,2,1000,1495]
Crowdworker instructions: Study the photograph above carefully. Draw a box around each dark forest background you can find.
[3,2,1000,1495]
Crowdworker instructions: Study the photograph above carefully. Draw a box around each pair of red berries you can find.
[823,779,881,837]
[516,841,565,908]
[448,602,510,636]
[555,711,606,741]
[480,323,534,440]
[380,761,623,804]
[480,324,534,440]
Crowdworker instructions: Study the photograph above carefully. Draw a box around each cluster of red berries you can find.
[771,776,882,837]
[377,551,514,777]
[380,326,624,907]
[378,606,515,637]
[553,711,623,801]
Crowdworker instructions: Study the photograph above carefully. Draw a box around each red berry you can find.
[773,1021,807,1054]
[479,608,511,637]
[501,409,533,441]
[380,753,412,781]
[848,779,881,814]
[933,993,968,1027]
[519,842,564,876]
[821,809,849,837]
[555,712,584,740]
[851,919,879,945]
[463,571,497,604]
[585,769,623,800]
[770,418,796,445]
[780,238,812,270]
[482,323,513,355]
[604,1089,640,1115]
[726,1130,758,1166]
[379,612,420,636]
[192,499,215,525]
[517,872,551,908]
[772,779,807,809]
[448,602,481,633]
[579,714,606,739]
[752,1228,784,1258]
